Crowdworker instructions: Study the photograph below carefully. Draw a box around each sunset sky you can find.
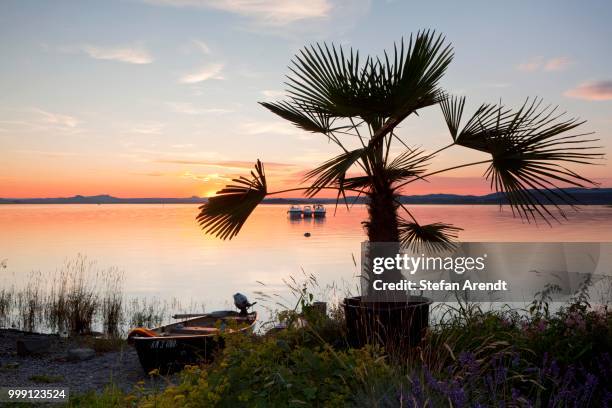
[1,0,611,198]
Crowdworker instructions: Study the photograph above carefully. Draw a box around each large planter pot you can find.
[343,296,432,351]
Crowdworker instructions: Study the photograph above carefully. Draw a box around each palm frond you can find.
[441,95,513,150]
[303,148,366,197]
[442,96,602,223]
[341,175,372,191]
[439,93,464,140]
[196,160,267,240]
[259,100,332,134]
[399,219,462,253]
[379,30,453,121]
[386,148,430,185]
[286,30,453,126]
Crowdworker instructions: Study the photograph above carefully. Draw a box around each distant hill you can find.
[1,188,611,205]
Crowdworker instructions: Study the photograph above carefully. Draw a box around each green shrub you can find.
[140,331,391,407]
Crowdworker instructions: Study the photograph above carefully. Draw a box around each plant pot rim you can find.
[343,295,433,309]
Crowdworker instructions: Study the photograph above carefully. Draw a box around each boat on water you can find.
[302,205,313,217]
[128,294,257,374]
[313,204,326,218]
[287,205,302,218]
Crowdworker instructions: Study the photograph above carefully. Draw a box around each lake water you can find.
[1,204,612,314]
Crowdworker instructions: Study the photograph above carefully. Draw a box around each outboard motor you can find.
[233,293,256,316]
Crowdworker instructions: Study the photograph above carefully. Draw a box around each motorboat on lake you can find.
[302,205,313,217]
[287,205,303,218]
[313,204,326,218]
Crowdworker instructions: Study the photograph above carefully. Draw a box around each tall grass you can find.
[0,255,210,336]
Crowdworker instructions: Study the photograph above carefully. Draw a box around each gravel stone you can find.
[0,329,176,395]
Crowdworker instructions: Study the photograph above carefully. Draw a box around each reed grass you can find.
[0,255,198,336]
[1,256,214,337]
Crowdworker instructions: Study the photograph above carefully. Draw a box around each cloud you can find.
[180,39,212,55]
[131,171,168,177]
[517,56,572,72]
[157,159,298,171]
[181,171,234,183]
[544,57,572,71]
[81,44,153,64]
[261,89,285,99]
[142,0,331,26]
[192,39,211,55]
[564,80,612,101]
[32,108,80,128]
[167,101,232,114]
[517,57,544,72]
[240,121,302,136]
[130,122,165,135]
[179,63,224,83]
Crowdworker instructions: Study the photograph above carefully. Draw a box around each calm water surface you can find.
[1,204,611,311]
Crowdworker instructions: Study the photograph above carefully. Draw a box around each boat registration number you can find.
[151,340,177,349]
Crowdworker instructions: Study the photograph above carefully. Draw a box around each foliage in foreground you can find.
[71,294,612,407]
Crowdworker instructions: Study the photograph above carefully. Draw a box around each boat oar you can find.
[172,313,211,319]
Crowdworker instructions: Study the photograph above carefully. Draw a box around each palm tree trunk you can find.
[365,187,400,242]
[363,186,405,301]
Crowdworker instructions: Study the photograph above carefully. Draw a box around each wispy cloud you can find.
[130,122,165,135]
[131,171,168,177]
[32,108,80,128]
[517,57,544,72]
[564,80,612,101]
[167,101,232,114]
[192,39,211,55]
[239,121,301,136]
[181,171,233,183]
[179,63,224,83]
[157,159,298,172]
[81,44,153,64]
[180,39,212,55]
[543,57,572,71]
[142,0,331,26]
[517,56,572,72]
[261,89,285,99]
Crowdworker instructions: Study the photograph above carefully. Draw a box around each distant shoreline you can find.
[1,188,611,205]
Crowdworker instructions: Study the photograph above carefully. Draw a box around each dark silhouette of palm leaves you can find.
[284,30,453,127]
[441,95,513,151]
[196,160,267,240]
[259,101,333,134]
[303,147,430,198]
[441,96,602,223]
[303,148,367,197]
[386,148,430,186]
[399,219,463,252]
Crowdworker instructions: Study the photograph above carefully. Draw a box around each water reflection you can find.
[1,204,611,313]
[288,215,303,224]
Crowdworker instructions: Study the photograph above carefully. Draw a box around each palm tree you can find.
[196,30,602,249]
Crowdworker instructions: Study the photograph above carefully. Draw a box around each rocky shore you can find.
[0,329,170,395]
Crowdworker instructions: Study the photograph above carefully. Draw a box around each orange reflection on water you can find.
[1,204,611,309]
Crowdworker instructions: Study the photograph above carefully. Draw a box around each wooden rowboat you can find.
[128,310,257,374]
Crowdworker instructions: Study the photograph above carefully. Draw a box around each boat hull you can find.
[131,311,256,374]
[134,334,223,374]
